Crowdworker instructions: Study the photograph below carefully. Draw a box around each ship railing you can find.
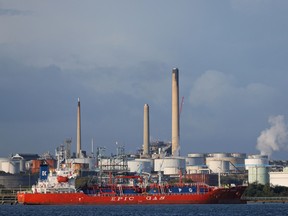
[86,191,209,197]
[18,188,80,194]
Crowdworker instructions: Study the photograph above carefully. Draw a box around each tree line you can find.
[244,183,288,197]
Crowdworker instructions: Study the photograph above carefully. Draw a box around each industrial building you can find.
[1,68,288,190]
[270,167,288,187]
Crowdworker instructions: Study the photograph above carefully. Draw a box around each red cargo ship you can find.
[17,164,247,205]
[17,185,247,205]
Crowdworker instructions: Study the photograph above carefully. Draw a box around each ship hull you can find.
[17,186,246,205]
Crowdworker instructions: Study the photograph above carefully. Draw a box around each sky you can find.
[1,0,288,160]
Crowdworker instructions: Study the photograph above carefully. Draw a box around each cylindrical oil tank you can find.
[12,160,20,174]
[211,153,231,158]
[245,154,269,184]
[217,157,238,172]
[19,159,26,172]
[154,157,186,174]
[185,155,205,166]
[245,155,268,170]
[135,158,153,173]
[0,157,9,171]
[1,160,18,174]
[11,154,26,172]
[186,165,209,174]
[206,158,230,173]
[1,161,10,173]
[206,153,247,173]
[230,153,246,172]
[208,156,243,173]
[247,166,269,185]
[127,160,152,173]
[187,153,205,158]
[128,160,141,173]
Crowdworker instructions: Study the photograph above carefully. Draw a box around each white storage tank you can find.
[186,154,205,166]
[19,159,26,172]
[1,160,10,173]
[186,165,209,174]
[230,153,246,172]
[128,159,152,173]
[245,154,269,185]
[206,153,246,173]
[11,154,25,173]
[187,153,205,158]
[211,153,231,158]
[245,154,268,170]
[208,156,237,173]
[1,160,18,174]
[136,158,153,173]
[206,159,230,173]
[128,160,141,173]
[0,157,8,171]
[154,157,186,175]
[227,157,237,171]
[13,160,20,174]
[248,166,269,185]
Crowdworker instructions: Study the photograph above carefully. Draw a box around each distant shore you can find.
[243,197,288,203]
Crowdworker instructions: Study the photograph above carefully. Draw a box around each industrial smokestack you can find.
[76,97,81,158]
[172,68,180,156]
[143,104,150,156]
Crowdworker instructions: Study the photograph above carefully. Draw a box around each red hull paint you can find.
[17,186,246,205]
[57,176,69,183]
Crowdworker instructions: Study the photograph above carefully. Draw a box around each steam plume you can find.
[256,115,288,157]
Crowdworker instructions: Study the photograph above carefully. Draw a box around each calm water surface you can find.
[1,203,287,216]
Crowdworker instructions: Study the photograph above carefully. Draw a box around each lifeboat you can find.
[57,175,69,183]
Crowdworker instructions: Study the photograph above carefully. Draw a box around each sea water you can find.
[0,203,287,216]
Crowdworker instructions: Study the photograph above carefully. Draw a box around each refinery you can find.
[1,68,288,203]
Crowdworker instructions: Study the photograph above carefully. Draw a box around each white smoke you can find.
[256,115,288,157]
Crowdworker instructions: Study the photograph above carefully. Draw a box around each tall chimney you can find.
[143,104,150,156]
[76,97,81,158]
[172,68,180,156]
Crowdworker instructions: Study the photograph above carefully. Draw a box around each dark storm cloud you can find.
[1,1,288,159]
[0,58,83,155]
[0,58,172,156]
